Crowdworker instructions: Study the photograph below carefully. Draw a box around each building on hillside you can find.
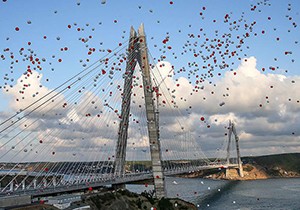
[46,194,83,209]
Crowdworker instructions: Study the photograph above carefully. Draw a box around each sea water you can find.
[126,177,300,210]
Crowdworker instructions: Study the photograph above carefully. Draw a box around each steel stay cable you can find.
[58,44,140,185]
[0,37,133,135]
[39,52,130,186]
[148,51,215,164]
[1,49,126,190]
[0,36,139,192]
[69,44,141,183]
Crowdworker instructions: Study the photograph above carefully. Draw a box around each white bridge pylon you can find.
[114,24,165,198]
[226,120,244,177]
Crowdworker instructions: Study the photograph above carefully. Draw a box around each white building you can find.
[47,194,83,209]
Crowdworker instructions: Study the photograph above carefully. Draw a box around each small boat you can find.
[172,181,178,185]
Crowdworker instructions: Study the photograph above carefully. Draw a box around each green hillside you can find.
[242,153,300,174]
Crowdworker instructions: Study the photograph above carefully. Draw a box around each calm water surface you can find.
[127,177,300,210]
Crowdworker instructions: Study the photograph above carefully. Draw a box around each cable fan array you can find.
[0,33,238,195]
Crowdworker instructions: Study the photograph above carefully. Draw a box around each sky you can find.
[0,0,299,162]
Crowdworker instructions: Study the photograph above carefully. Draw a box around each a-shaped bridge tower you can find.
[114,24,165,198]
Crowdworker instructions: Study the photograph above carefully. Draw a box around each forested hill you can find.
[242,153,300,175]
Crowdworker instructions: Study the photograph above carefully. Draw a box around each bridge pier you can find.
[53,176,57,187]
[22,180,25,190]
[43,178,47,187]
[9,182,13,192]
[33,179,37,189]
[112,183,125,190]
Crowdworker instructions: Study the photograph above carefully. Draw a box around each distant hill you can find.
[192,153,300,180]
[242,153,300,175]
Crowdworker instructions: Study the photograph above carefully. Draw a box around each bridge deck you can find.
[0,163,239,198]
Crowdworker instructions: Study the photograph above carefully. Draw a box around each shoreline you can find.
[176,174,300,181]
[205,175,300,181]
[175,163,300,181]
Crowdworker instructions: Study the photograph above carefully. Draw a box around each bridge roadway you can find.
[0,163,239,198]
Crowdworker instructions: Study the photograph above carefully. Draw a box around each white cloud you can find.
[152,57,300,156]
[1,56,300,162]
[3,71,66,115]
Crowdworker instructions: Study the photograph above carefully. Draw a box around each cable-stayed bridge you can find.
[0,25,243,202]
